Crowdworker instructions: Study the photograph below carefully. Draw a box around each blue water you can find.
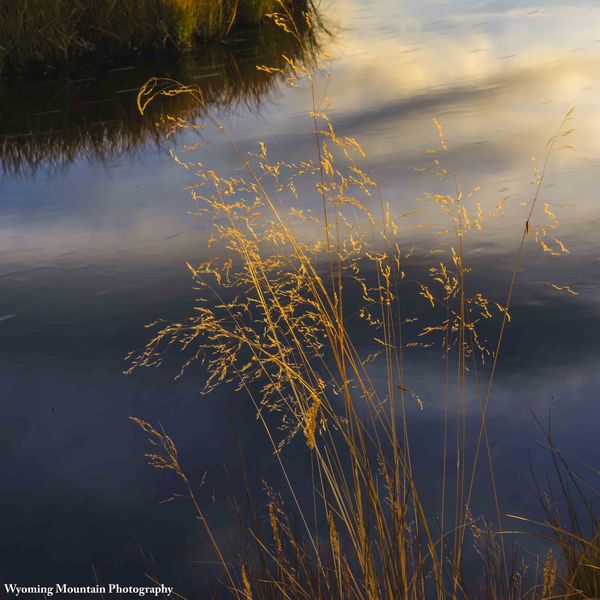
[2,0,600,595]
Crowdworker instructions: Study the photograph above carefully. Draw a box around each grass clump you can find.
[0,0,314,74]
[523,428,600,599]
[126,9,598,599]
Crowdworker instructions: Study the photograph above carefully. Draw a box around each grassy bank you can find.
[0,0,312,75]
[0,20,318,174]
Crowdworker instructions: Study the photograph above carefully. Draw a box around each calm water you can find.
[2,0,600,594]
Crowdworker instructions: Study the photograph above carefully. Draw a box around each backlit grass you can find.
[127,7,599,599]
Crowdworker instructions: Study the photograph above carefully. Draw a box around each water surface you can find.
[2,0,600,594]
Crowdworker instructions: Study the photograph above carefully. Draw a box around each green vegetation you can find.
[0,20,318,174]
[0,0,314,74]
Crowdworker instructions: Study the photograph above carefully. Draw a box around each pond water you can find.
[2,0,600,595]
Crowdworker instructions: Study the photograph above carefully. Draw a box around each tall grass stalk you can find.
[127,8,597,599]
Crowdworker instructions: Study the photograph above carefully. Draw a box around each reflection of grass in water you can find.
[0,21,320,175]
[127,9,598,600]
[0,0,316,74]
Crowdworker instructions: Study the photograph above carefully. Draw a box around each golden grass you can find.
[127,7,598,599]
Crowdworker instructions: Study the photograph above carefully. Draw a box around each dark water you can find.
[2,0,600,595]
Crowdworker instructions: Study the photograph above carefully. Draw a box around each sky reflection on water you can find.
[1,0,600,593]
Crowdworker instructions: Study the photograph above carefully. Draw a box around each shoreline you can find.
[0,0,313,77]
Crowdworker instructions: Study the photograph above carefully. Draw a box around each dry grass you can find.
[126,7,598,599]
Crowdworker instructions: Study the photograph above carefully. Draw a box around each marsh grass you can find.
[0,0,315,75]
[519,427,600,599]
[127,7,598,599]
[0,18,319,175]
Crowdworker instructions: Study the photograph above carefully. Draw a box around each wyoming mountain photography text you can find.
[3,584,174,597]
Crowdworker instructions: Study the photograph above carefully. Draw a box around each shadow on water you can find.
[0,23,320,176]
